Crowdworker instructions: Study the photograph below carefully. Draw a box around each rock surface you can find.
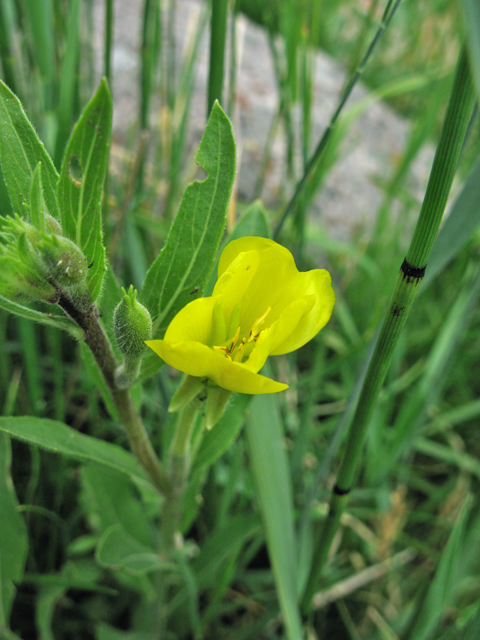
[93,0,433,242]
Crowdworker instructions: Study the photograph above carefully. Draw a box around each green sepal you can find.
[169,375,206,413]
[205,387,232,430]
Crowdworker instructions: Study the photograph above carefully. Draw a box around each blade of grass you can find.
[207,0,229,115]
[273,0,404,239]
[301,45,476,612]
[104,0,114,83]
[18,318,42,416]
[463,0,480,98]
[54,0,82,167]
[0,0,19,96]
[245,390,303,640]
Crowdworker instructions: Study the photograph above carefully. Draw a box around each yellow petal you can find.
[217,237,335,353]
[270,269,335,355]
[163,296,219,346]
[145,339,287,394]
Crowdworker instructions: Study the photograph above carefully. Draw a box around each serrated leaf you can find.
[0,294,83,339]
[57,79,112,302]
[0,80,59,220]
[0,416,152,490]
[96,524,164,575]
[0,433,28,626]
[139,101,236,379]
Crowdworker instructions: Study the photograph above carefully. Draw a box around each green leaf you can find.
[245,391,303,640]
[0,434,28,626]
[422,156,480,290]
[192,393,251,473]
[81,465,156,548]
[139,101,236,379]
[57,79,112,302]
[463,0,480,99]
[0,294,83,339]
[409,496,472,640]
[96,524,164,575]
[0,416,152,490]
[0,80,60,220]
[29,163,46,231]
[192,513,260,589]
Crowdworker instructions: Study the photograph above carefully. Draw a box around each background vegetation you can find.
[1,0,480,638]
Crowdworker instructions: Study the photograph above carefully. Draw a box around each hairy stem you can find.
[58,295,171,496]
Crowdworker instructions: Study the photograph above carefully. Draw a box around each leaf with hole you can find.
[57,79,112,302]
[139,101,236,380]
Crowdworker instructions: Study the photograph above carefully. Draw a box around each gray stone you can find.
[93,0,434,242]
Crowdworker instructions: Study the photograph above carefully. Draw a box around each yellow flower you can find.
[146,237,335,394]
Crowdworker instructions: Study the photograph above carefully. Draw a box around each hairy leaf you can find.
[139,101,236,379]
[57,79,112,301]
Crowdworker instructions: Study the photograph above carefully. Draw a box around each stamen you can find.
[247,306,271,343]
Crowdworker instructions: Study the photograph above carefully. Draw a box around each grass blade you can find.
[245,392,303,640]
[0,433,28,627]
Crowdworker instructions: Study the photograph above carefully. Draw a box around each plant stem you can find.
[207,0,229,115]
[301,44,476,612]
[57,296,171,496]
[160,401,199,557]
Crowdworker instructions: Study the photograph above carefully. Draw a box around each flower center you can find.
[213,306,271,362]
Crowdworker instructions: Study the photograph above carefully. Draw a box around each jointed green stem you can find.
[301,45,477,612]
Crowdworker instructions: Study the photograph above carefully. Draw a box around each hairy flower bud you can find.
[113,286,153,389]
[39,235,88,289]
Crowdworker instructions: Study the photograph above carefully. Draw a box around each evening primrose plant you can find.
[0,72,335,635]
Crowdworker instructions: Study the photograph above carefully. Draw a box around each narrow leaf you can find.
[57,79,112,301]
[0,294,83,339]
[0,80,59,220]
[245,392,303,640]
[463,0,480,99]
[139,101,236,379]
[0,434,28,626]
[0,416,151,489]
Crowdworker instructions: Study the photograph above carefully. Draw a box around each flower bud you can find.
[113,286,152,389]
[39,234,88,289]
